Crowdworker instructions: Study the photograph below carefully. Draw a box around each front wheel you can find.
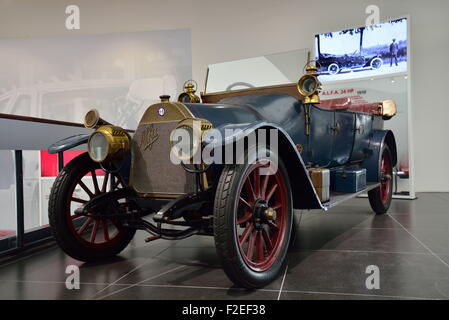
[368,145,393,214]
[214,148,292,288]
[371,57,383,70]
[48,153,136,262]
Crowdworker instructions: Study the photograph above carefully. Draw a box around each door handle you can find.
[330,123,340,134]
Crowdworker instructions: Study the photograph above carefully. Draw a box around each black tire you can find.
[370,57,383,70]
[49,153,135,262]
[328,63,340,75]
[368,145,393,215]
[214,147,293,289]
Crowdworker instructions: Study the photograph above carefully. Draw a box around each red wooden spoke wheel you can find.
[236,161,288,272]
[49,153,135,262]
[368,145,393,215]
[214,147,293,289]
[380,150,393,205]
[67,168,128,249]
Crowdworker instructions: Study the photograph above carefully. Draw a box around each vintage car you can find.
[47,63,397,289]
[318,52,383,75]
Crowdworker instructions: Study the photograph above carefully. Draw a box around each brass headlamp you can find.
[170,118,212,161]
[178,80,201,103]
[83,110,130,163]
[83,109,112,129]
[297,65,322,105]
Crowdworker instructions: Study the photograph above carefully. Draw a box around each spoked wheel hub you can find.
[68,169,129,249]
[250,200,277,228]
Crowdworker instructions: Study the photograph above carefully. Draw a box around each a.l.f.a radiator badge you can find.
[157,106,166,117]
[140,124,159,151]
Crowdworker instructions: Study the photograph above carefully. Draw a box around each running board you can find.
[322,182,381,210]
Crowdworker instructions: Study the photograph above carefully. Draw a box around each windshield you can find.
[205,49,309,94]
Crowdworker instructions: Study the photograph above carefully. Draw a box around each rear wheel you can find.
[368,145,393,214]
[214,147,292,288]
[48,153,135,262]
[371,57,383,69]
[328,63,340,75]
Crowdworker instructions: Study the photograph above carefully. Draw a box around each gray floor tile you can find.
[283,250,449,299]
[99,284,277,300]
[290,215,427,253]
[0,280,107,300]
[279,290,418,300]
[0,233,169,284]
[353,214,401,229]
[433,193,449,202]
[389,212,449,229]
[398,227,449,255]
[133,261,283,290]
[388,194,449,215]
[1,192,448,300]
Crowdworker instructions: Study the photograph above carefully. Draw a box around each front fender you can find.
[48,134,90,154]
[206,121,324,210]
[48,133,132,184]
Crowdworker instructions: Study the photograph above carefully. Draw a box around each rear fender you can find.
[362,130,397,182]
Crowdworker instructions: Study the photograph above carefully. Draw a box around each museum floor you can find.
[1,192,449,300]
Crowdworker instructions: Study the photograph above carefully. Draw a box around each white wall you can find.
[0,0,448,192]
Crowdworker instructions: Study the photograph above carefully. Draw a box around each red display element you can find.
[399,159,410,175]
[0,230,15,238]
[40,151,104,177]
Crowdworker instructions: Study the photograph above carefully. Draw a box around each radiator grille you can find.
[130,121,196,197]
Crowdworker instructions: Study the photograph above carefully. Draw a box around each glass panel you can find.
[23,150,41,231]
[0,30,192,130]
[320,74,412,196]
[0,151,16,244]
[40,87,131,127]
[206,49,309,93]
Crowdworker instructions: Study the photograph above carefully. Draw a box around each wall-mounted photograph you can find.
[315,17,407,82]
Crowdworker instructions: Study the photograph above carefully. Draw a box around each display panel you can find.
[0,29,192,236]
[315,18,407,82]
[0,29,192,129]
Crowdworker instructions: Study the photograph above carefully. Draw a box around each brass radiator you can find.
[129,101,196,198]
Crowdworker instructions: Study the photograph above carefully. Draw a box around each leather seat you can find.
[320,98,381,115]
[319,97,351,110]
